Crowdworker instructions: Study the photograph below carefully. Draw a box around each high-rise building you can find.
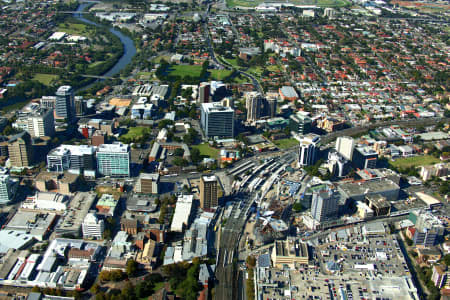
[27,108,55,138]
[75,96,87,116]
[335,136,355,161]
[55,85,75,123]
[298,134,320,167]
[266,98,277,118]
[0,174,18,204]
[323,7,336,18]
[135,173,160,194]
[352,146,378,169]
[412,211,445,246]
[82,212,104,239]
[432,265,447,289]
[310,187,338,222]
[245,92,263,122]
[290,113,312,135]
[200,175,218,209]
[96,143,130,177]
[199,82,210,103]
[8,131,33,167]
[47,145,96,173]
[40,96,56,109]
[200,103,234,138]
[13,107,54,138]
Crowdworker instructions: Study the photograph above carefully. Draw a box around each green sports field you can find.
[32,73,59,86]
[389,155,440,169]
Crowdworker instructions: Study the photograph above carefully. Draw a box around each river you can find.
[73,2,137,89]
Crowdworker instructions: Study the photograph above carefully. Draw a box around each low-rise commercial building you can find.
[271,239,309,269]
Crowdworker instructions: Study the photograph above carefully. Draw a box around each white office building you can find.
[298,134,320,167]
[47,145,96,173]
[22,192,69,211]
[311,187,339,222]
[0,174,18,204]
[170,195,194,232]
[336,136,355,161]
[82,213,104,240]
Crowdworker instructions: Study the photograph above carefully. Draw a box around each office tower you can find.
[200,175,218,209]
[82,212,104,239]
[47,145,96,173]
[200,103,234,138]
[245,92,263,122]
[74,96,86,116]
[352,146,378,169]
[432,265,447,289]
[412,211,445,246]
[323,7,336,18]
[298,134,320,167]
[27,108,55,138]
[96,143,130,177]
[221,97,234,108]
[310,187,338,222]
[40,96,56,109]
[8,131,33,167]
[0,174,18,204]
[290,113,312,135]
[135,173,160,194]
[266,98,277,118]
[335,136,355,161]
[55,85,75,123]
[199,82,210,103]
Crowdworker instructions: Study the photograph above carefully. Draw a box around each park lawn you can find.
[267,65,280,72]
[192,143,220,158]
[153,55,171,63]
[88,61,105,69]
[57,22,93,37]
[32,73,59,86]
[248,66,264,77]
[120,127,150,141]
[389,155,440,169]
[223,58,240,68]
[273,138,299,149]
[169,65,203,78]
[210,69,233,80]
[232,75,250,83]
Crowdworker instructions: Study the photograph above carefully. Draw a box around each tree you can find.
[126,259,139,277]
[444,254,450,266]
[90,283,100,294]
[246,256,256,268]
[292,202,303,212]
[173,148,185,157]
[173,157,188,167]
[190,148,202,164]
[121,282,136,300]
[183,128,199,145]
